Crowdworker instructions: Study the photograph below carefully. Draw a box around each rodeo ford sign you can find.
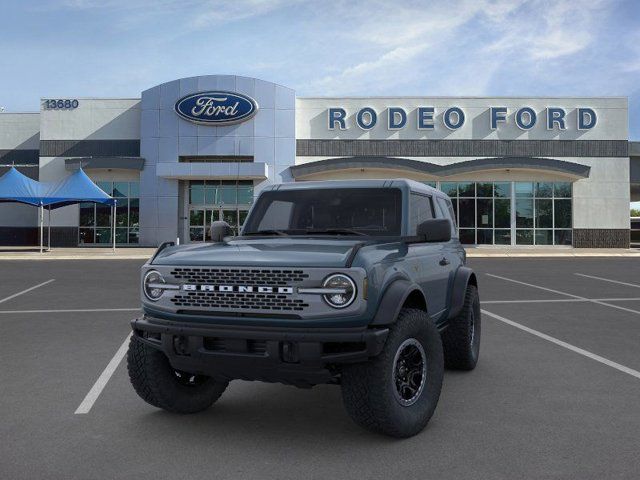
[175,91,258,125]
[328,106,597,131]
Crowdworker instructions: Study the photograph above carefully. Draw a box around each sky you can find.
[1,0,639,135]
[0,0,639,140]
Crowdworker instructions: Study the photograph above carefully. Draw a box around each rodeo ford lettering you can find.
[127,179,481,437]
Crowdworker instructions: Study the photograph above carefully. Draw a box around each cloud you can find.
[485,0,610,60]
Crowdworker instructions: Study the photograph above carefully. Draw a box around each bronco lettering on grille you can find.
[182,285,294,294]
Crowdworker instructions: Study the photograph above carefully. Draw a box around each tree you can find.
[631,208,640,217]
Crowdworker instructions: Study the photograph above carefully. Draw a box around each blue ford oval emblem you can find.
[174,91,258,125]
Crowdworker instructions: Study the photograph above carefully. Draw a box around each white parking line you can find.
[0,279,55,304]
[483,297,640,304]
[0,308,140,314]
[486,273,640,316]
[575,273,640,289]
[482,309,640,380]
[74,333,131,415]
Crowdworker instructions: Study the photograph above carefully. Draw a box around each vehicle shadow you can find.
[128,381,428,445]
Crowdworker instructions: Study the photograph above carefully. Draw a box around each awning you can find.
[290,156,591,180]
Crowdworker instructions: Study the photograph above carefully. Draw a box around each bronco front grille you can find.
[170,268,309,286]
[170,291,309,311]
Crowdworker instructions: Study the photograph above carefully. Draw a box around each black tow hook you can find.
[173,336,190,356]
[281,341,299,363]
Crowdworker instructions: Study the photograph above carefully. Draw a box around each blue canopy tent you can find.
[0,167,116,253]
[0,167,45,206]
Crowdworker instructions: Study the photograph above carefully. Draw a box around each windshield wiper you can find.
[244,229,289,236]
[303,228,367,236]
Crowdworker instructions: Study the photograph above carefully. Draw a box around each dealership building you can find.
[1,74,638,248]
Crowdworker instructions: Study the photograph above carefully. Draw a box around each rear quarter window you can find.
[408,193,434,235]
[436,197,458,237]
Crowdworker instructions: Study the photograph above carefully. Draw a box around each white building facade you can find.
[0,75,636,248]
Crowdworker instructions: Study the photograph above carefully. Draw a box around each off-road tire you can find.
[442,284,480,370]
[127,336,228,413]
[341,308,444,438]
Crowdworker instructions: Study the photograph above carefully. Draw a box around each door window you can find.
[408,193,434,236]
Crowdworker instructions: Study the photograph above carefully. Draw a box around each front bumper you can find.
[131,315,389,386]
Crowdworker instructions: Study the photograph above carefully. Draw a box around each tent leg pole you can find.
[47,208,51,252]
[39,205,43,254]
[112,204,116,253]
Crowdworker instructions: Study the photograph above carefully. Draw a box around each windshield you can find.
[243,188,402,236]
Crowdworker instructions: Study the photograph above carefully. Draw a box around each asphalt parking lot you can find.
[1,257,639,479]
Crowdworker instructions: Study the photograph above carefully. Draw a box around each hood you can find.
[151,237,364,267]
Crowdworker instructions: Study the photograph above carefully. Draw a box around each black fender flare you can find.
[447,266,477,319]
[370,279,426,326]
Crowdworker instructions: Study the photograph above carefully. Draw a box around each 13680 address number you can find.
[44,99,79,109]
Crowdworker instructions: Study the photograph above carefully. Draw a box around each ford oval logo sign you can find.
[174,91,258,125]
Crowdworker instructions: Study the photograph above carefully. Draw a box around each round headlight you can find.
[322,274,356,309]
[143,270,165,301]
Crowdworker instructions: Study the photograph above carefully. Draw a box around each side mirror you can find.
[210,221,233,243]
[417,218,452,242]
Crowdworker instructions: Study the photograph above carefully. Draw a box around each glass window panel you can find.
[554,182,572,198]
[205,186,217,205]
[220,186,237,205]
[494,230,511,245]
[205,210,217,227]
[237,186,254,205]
[535,229,553,245]
[95,204,112,227]
[477,229,493,245]
[494,199,511,228]
[516,230,533,245]
[554,229,572,246]
[239,210,249,231]
[129,182,139,197]
[78,228,94,244]
[79,203,95,227]
[554,199,572,228]
[190,209,205,227]
[440,182,457,197]
[535,182,553,198]
[535,199,553,228]
[115,199,128,227]
[494,182,511,198]
[113,182,128,198]
[129,199,139,227]
[515,199,533,228]
[189,183,205,204]
[476,199,493,228]
[190,227,205,242]
[459,229,475,244]
[116,228,128,244]
[223,209,239,234]
[423,182,437,188]
[515,182,534,197]
[97,181,112,196]
[95,228,111,244]
[128,228,139,244]
[458,199,475,228]
[458,182,475,197]
[476,182,493,197]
